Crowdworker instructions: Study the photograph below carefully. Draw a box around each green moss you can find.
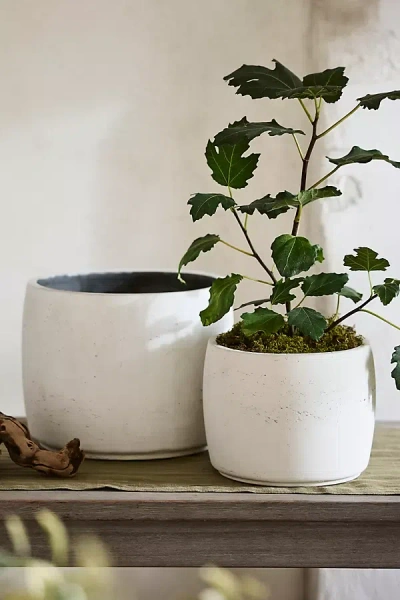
[216,320,364,354]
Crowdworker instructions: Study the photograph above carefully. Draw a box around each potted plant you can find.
[179,59,400,486]
[22,271,232,459]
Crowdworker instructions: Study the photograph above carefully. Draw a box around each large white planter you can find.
[23,271,232,459]
[203,339,376,486]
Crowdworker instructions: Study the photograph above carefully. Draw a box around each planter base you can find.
[40,442,207,461]
[218,470,362,487]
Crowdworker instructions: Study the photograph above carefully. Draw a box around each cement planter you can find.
[203,338,376,486]
[23,271,232,459]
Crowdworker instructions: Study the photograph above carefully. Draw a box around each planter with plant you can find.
[179,59,400,485]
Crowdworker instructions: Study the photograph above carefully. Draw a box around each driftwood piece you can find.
[0,412,84,477]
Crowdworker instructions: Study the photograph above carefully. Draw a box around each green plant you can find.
[0,511,112,600]
[0,513,268,600]
[178,59,400,390]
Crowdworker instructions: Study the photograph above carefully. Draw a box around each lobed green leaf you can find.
[287,307,327,341]
[200,274,242,326]
[338,286,363,303]
[358,90,400,110]
[297,186,342,207]
[239,186,341,219]
[188,193,235,221]
[239,191,297,219]
[327,146,400,169]
[241,307,285,336]
[301,272,348,297]
[373,278,400,306]
[206,137,259,190]
[271,234,323,278]
[178,234,220,278]
[391,346,400,391]
[224,60,302,99]
[343,247,390,272]
[224,61,348,103]
[282,67,349,103]
[214,117,304,146]
[270,278,303,305]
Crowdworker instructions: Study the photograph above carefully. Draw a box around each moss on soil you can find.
[216,320,364,354]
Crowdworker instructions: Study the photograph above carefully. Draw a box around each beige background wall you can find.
[0,0,311,421]
[309,0,400,422]
[0,1,310,599]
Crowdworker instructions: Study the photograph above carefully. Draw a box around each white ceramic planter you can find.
[203,339,376,486]
[23,271,232,459]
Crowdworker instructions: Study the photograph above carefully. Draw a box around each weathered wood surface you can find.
[1,491,400,567]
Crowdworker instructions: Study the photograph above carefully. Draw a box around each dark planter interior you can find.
[37,271,215,294]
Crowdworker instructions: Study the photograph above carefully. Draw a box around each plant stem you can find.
[333,294,341,320]
[231,207,277,284]
[291,110,319,236]
[360,309,400,332]
[298,99,313,124]
[293,295,306,310]
[368,271,373,296]
[244,213,249,231]
[243,274,273,286]
[317,104,361,139]
[308,166,340,189]
[326,294,377,332]
[220,239,253,257]
[286,104,320,323]
[292,133,304,160]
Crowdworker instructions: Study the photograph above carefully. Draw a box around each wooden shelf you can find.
[1,490,400,567]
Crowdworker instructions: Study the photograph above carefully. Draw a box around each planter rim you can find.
[207,335,369,358]
[26,269,220,297]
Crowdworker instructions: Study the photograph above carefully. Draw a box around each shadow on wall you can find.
[312,0,378,33]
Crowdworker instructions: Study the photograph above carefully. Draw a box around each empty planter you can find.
[23,271,232,459]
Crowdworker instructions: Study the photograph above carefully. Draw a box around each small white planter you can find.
[23,271,232,460]
[203,339,376,486]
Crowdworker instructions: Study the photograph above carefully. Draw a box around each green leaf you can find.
[239,187,342,218]
[282,67,349,103]
[315,245,325,263]
[239,190,297,219]
[271,234,322,278]
[214,117,304,146]
[200,274,242,326]
[338,286,363,303]
[288,307,327,341]
[343,247,390,272]
[297,186,342,207]
[327,146,400,169]
[235,298,270,311]
[224,60,302,99]
[188,193,235,221]
[223,61,348,103]
[178,234,220,277]
[205,136,259,190]
[358,90,400,110]
[391,346,400,391]
[241,307,285,335]
[270,278,303,305]
[301,272,348,297]
[373,278,400,306]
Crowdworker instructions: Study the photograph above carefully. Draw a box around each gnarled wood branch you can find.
[0,413,84,477]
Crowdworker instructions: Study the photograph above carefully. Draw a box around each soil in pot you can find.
[216,321,364,354]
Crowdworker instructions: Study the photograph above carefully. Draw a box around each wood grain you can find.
[1,491,400,567]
